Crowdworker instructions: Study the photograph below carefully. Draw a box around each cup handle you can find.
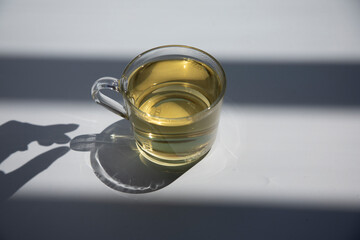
[91,77,128,119]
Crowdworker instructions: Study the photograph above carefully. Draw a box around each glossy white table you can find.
[1,0,360,239]
[1,100,360,206]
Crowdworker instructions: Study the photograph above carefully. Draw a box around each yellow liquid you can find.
[125,59,223,167]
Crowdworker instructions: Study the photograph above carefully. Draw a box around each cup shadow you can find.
[70,120,191,194]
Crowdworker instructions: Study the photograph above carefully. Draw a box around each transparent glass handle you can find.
[91,77,128,119]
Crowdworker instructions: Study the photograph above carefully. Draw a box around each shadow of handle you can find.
[0,146,69,202]
[70,134,134,152]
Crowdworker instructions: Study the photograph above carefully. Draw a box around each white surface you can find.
[0,0,360,61]
[1,101,360,209]
[1,2,359,239]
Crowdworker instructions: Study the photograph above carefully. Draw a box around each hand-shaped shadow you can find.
[0,121,78,201]
[70,120,193,194]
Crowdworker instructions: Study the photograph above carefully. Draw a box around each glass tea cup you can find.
[91,45,226,168]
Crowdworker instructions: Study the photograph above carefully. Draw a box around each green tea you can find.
[125,59,223,166]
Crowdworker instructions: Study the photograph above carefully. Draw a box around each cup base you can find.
[136,141,209,170]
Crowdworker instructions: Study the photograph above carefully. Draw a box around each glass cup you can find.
[91,45,226,168]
